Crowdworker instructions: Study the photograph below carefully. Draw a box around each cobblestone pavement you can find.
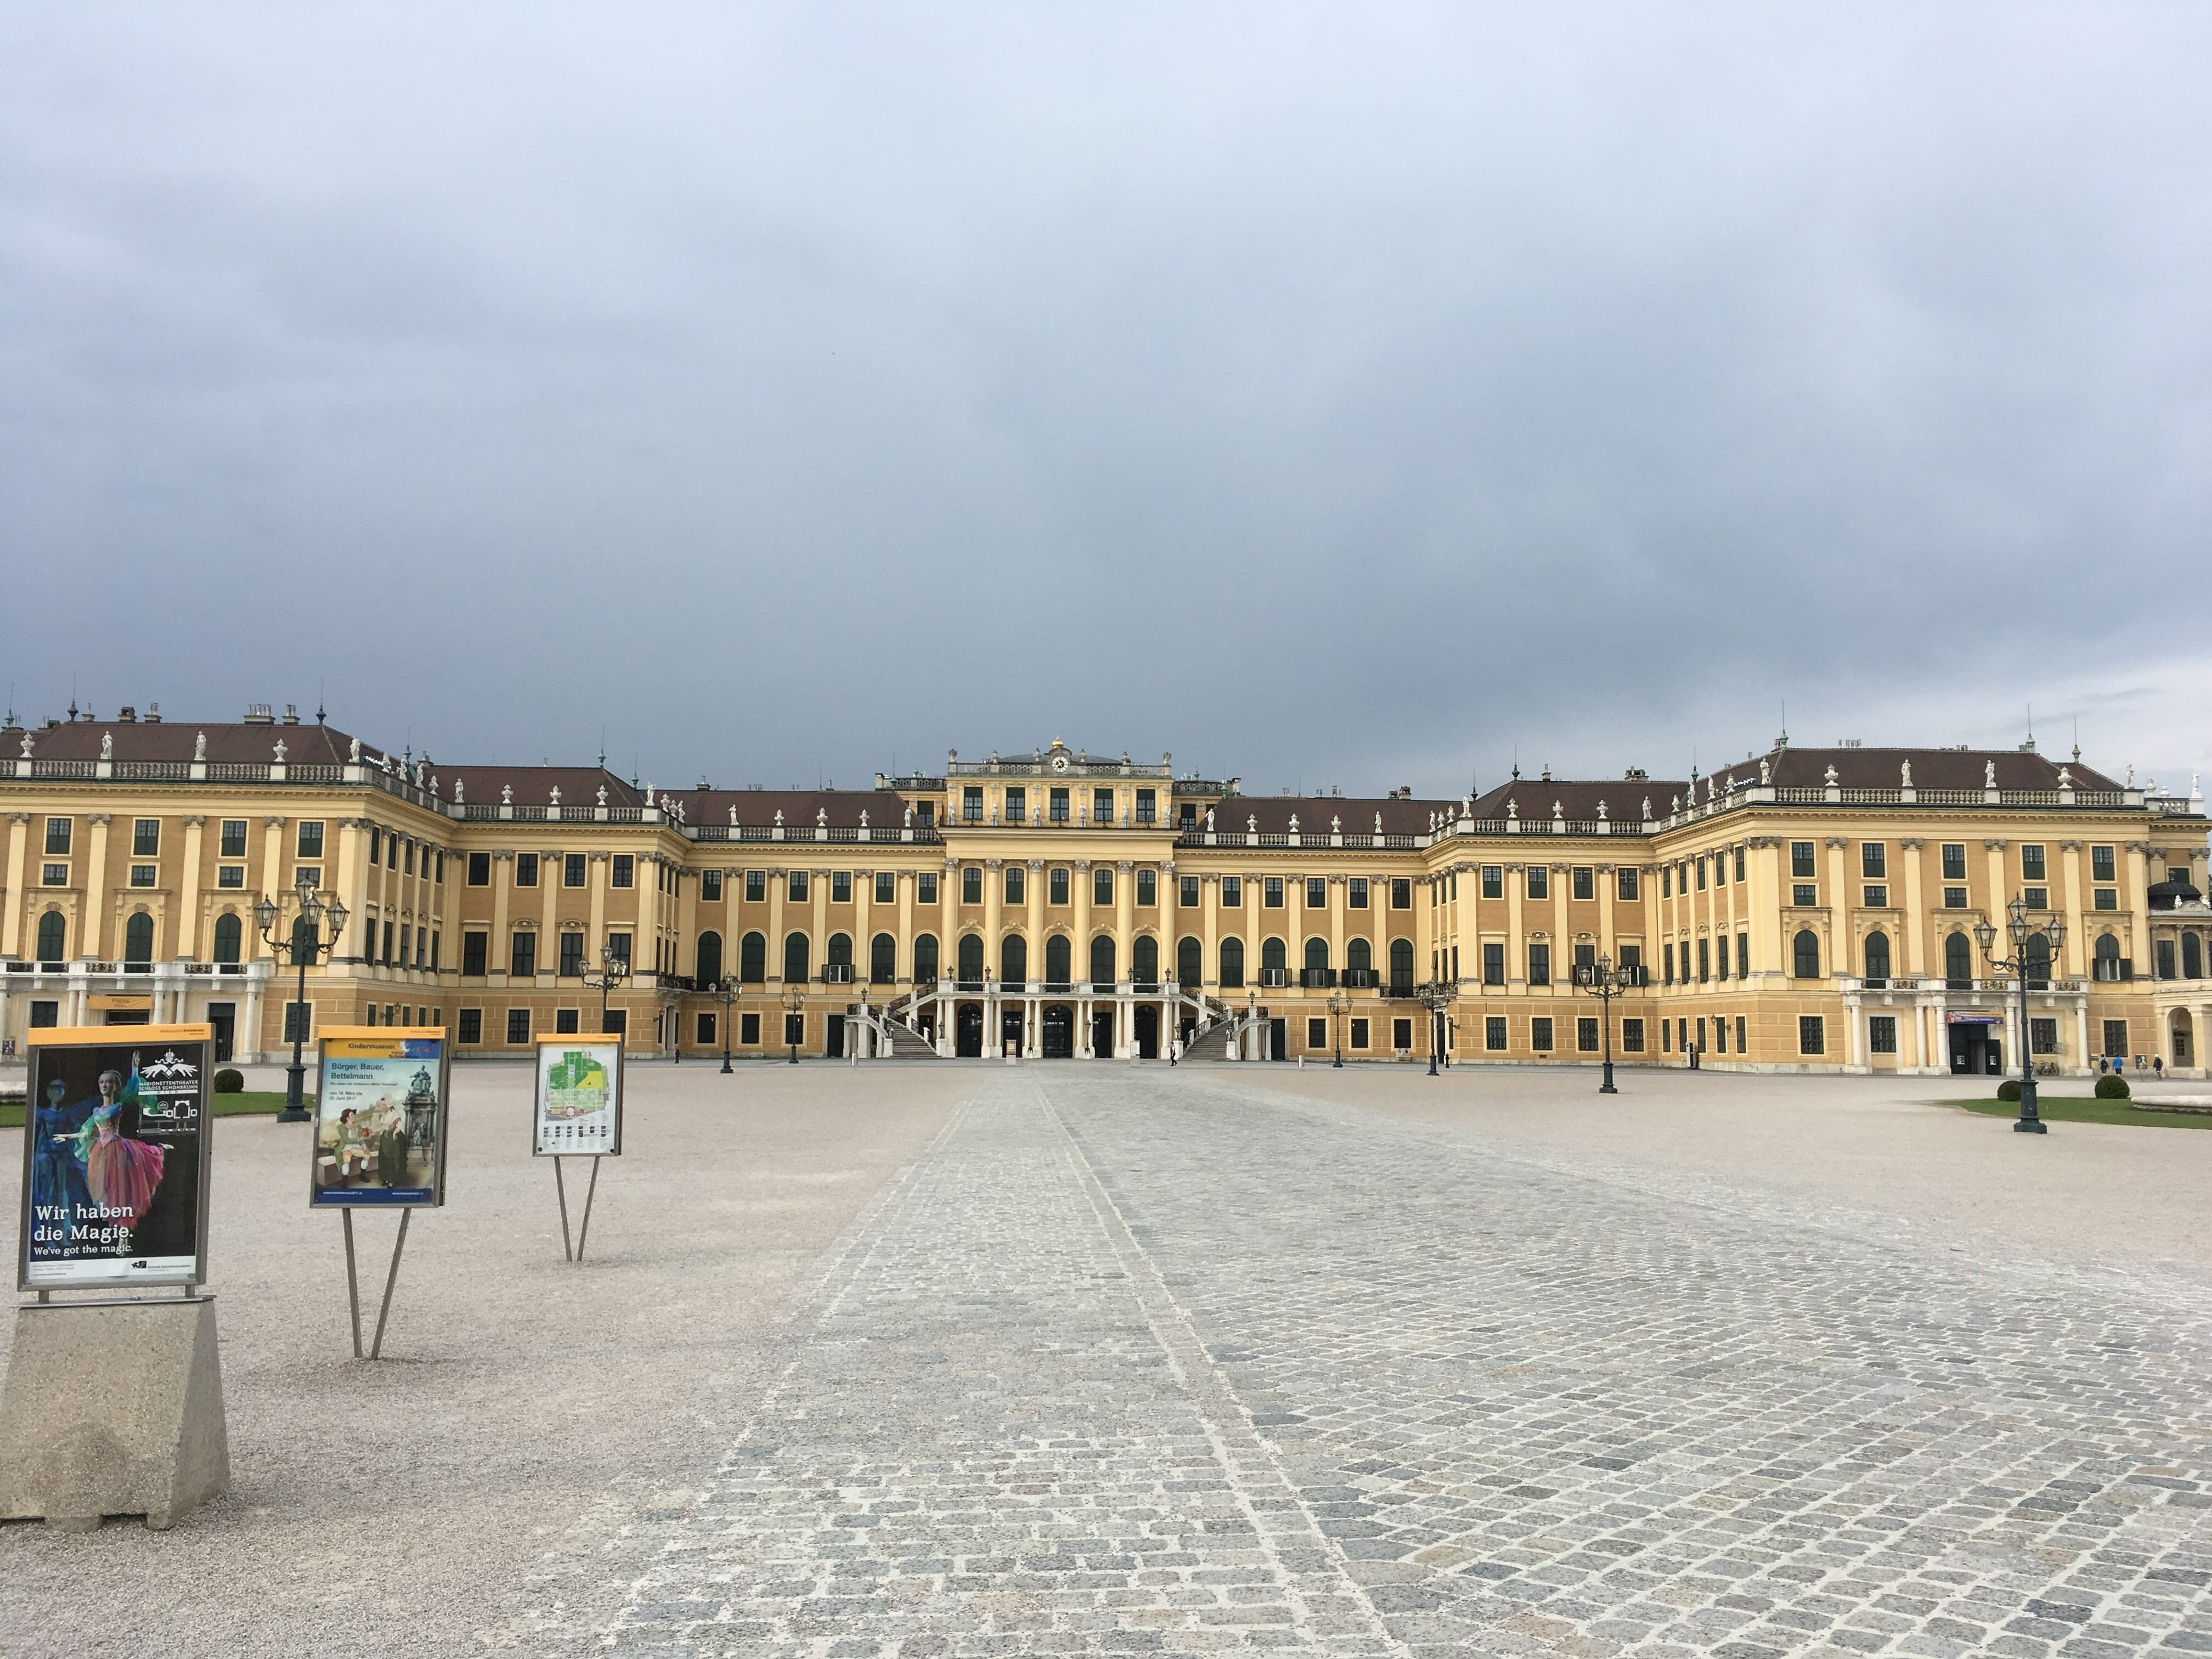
[521,1070,2212,1657]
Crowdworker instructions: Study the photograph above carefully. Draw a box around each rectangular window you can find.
[2103,1019,2128,1057]
[468,851,491,886]
[2093,888,2117,911]
[963,786,983,821]
[565,853,589,888]
[1049,867,1071,906]
[1393,1017,1414,1051]
[1733,848,1745,883]
[458,1008,483,1044]
[696,1013,717,1047]
[554,1008,579,1035]
[2091,845,2116,883]
[1799,1015,1825,1055]
[1664,943,1675,985]
[2023,887,2048,911]
[1482,942,1505,985]
[1048,786,1070,823]
[1307,1018,1327,1049]
[741,1012,760,1045]
[1138,870,1158,907]
[2030,1017,2058,1056]
[1869,1015,1897,1054]
[398,926,412,968]
[1528,943,1550,985]
[1622,1017,1645,1053]
[1572,866,1594,900]
[826,871,849,904]
[1661,1019,1672,1052]
[1263,877,1283,908]
[558,933,585,977]
[1474,866,1499,900]
[1005,787,1026,823]
[1943,843,1968,881]
[1089,865,1110,905]
[1696,857,1707,891]
[1715,936,1729,979]
[788,871,808,902]
[961,867,982,904]
[785,1013,805,1047]
[1736,1015,1746,1051]
[611,855,634,888]
[1526,866,1549,900]
[1736,933,1748,979]
[917,872,938,904]
[44,817,71,855]
[216,865,243,888]
[1485,1016,1508,1052]
[1697,939,1709,981]
[695,869,721,902]
[1222,877,1242,907]
[218,819,247,859]
[1390,878,1410,909]
[2021,844,2046,881]
[515,853,539,888]
[1093,787,1114,822]
[1793,884,1818,906]
[1531,1017,1554,1052]
[746,870,766,902]
[132,817,162,856]
[1350,1017,1368,1050]
[297,866,320,891]
[1134,787,1156,823]
[1577,1017,1599,1053]
[1006,865,1026,905]
[292,820,323,860]
[1620,944,1641,979]
[1945,886,1969,909]
[1864,884,1888,909]
[129,864,156,887]
[1662,867,1671,899]
[605,932,630,965]
[1306,876,1327,909]
[462,932,488,976]
[404,840,415,876]
[1181,875,1201,908]
[430,932,441,970]
[1861,842,1886,878]
[1792,842,1816,878]
[874,872,895,904]
[510,932,537,977]
[506,1009,532,1045]
[1617,867,1639,902]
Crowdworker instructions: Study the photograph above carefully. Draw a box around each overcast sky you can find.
[4,4,2208,800]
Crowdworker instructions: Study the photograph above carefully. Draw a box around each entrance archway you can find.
[2173,1008,2195,1069]
[1134,1005,1159,1058]
[956,1002,984,1057]
[1042,1003,1073,1058]
[1091,1007,1115,1058]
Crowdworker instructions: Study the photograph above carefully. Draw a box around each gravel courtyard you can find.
[5,1062,2212,1658]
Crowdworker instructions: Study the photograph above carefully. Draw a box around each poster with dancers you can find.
[532,1036,624,1157]
[19,1025,214,1290]
[310,1028,449,1206]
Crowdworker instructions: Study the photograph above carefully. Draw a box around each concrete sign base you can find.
[0,1297,230,1531]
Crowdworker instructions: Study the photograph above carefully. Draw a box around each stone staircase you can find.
[877,1016,942,1058]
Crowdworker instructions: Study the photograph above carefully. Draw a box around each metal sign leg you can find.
[368,1209,412,1362]
[574,1156,602,1263]
[554,1156,574,1262]
[342,1209,364,1359]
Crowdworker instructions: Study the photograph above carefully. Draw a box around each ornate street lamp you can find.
[782,980,806,1064]
[1415,978,1455,1076]
[1327,987,1346,1068]
[716,974,740,1074]
[1572,952,1637,1095]
[255,869,349,1122]
[580,941,630,1037]
[1974,896,2068,1135]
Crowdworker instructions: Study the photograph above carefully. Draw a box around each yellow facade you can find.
[3,712,2208,1077]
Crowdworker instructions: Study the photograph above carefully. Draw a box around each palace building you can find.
[2,703,2208,1076]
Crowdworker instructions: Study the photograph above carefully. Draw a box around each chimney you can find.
[118,706,137,722]
[282,704,301,725]
[244,704,274,724]
[145,703,161,723]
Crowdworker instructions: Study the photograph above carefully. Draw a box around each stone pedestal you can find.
[0,1297,230,1531]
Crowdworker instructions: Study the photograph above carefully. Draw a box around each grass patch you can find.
[1951,1097,2212,1130]
[0,1091,307,1128]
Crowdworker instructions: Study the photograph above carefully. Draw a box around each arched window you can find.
[1305,937,1329,972]
[2024,931,2051,986]
[694,930,723,987]
[1132,935,1159,985]
[1863,931,1890,981]
[913,933,939,983]
[783,932,810,983]
[124,912,155,967]
[1220,937,1245,989]
[957,933,984,983]
[1944,931,1972,987]
[1389,938,1414,988]
[212,913,242,966]
[291,914,320,959]
[1177,936,1201,988]
[36,911,66,964]
[1792,929,1820,979]
[2186,932,2204,979]
[1001,933,1028,986]
[827,933,853,968]
[1045,933,1071,985]
[1261,938,1286,978]
[2095,933,2121,980]
[870,933,896,983]
[740,932,766,982]
[1347,938,1372,980]
[1090,935,1115,987]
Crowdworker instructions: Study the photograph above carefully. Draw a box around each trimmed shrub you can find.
[2094,1073,2130,1100]
[213,1068,245,1094]
[1996,1078,2021,1102]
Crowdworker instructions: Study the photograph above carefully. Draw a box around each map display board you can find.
[311,1029,450,1206]
[532,1036,624,1156]
[19,1025,214,1290]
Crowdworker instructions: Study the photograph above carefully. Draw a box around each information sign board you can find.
[310,1029,450,1206]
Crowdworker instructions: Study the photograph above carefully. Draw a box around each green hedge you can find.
[2095,1073,2131,1099]
[213,1068,245,1094]
[1996,1078,2021,1102]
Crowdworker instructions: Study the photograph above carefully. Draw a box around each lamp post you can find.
[1415,979,1454,1076]
[1327,987,1346,1068]
[1572,952,1635,1094]
[716,975,739,1073]
[580,941,631,1037]
[782,981,805,1064]
[1974,896,2067,1134]
[254,870,349,1123]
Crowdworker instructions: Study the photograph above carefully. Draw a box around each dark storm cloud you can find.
[3,3,2207,797]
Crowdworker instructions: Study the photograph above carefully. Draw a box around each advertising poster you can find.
[311,1029,449,1207]
[532,1036,624,1156]
[19,1025,213,1290]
